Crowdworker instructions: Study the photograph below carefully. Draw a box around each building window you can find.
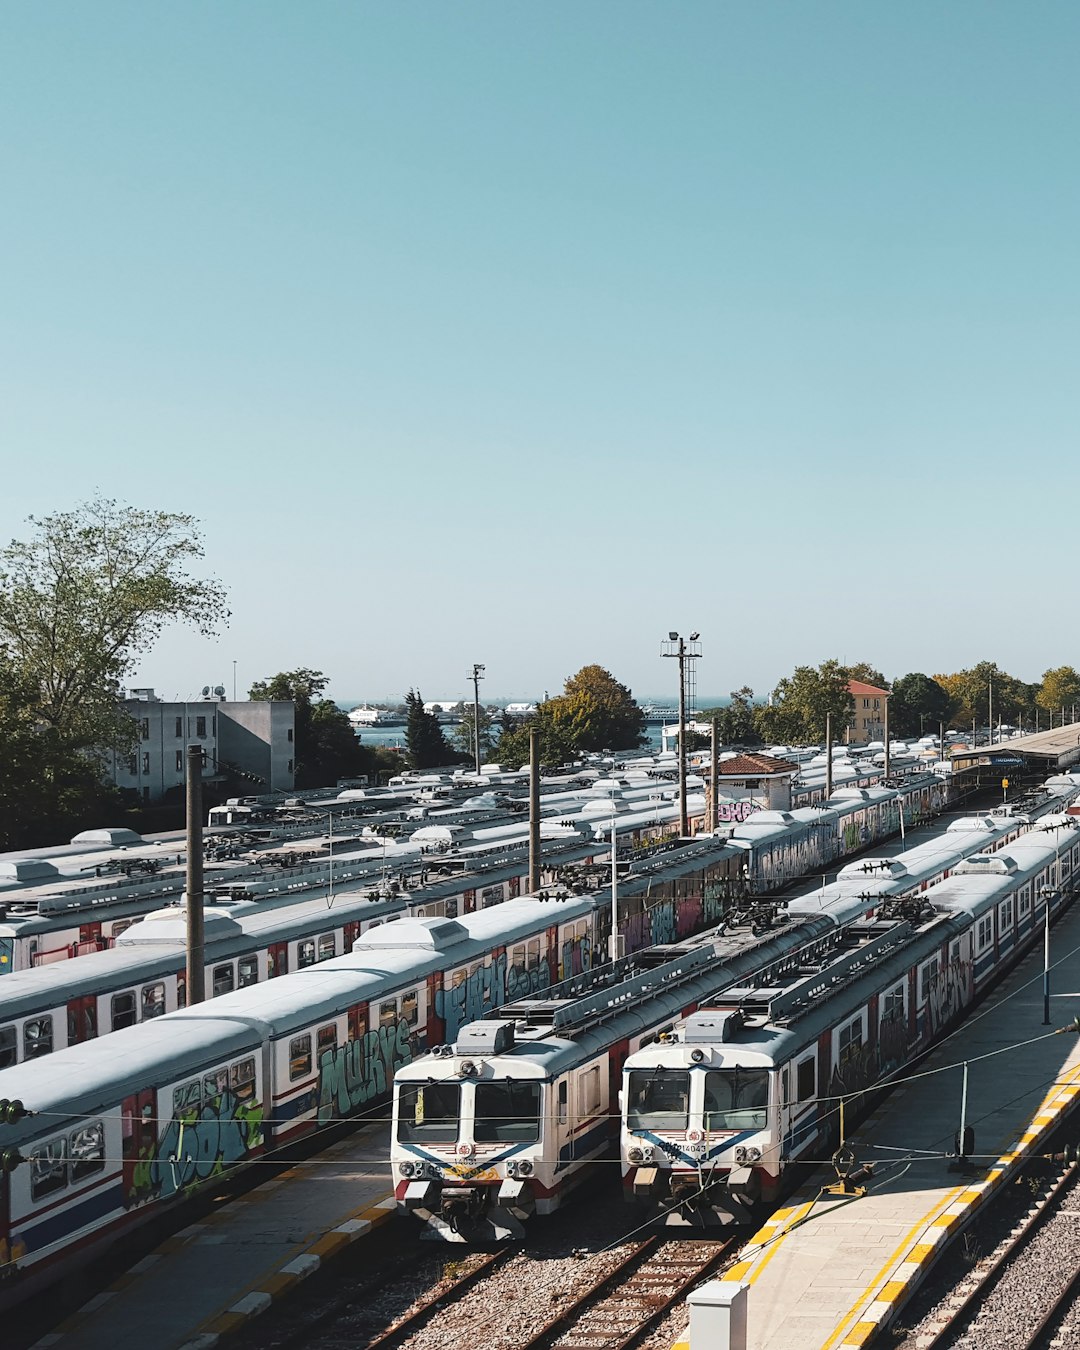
[863,698,870,708]
[287,728,294,742]
[175,716,183,738]
[288,759,294,774]
[140,718,150,740]
[142,752,151,774]
[196,716,207,738]
[127,754,138,775]
[175,750,184,772]
[212,715,216,735]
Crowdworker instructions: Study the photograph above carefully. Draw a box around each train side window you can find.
[998,900,1014,931]
[976,916,993,951]
[238,956,259,988]
[173,1080,203,1119]
[919,956,940,1003]
[289,1034,312,1080]
[837,1016,863,1072]
[230,1057,257,1103]
[297,939,317,969]
[69,1121,105,1183]
[527,938,541,969]
[581,1066,602,1115]
[558,1080,568,1125]
[141,983,165,1020]
[796,1056,816,1103]
[212,964,235,997]
[400,989,419,1026]
[30,1138,68,1201]
[1018,887,1032,919]
[317,933,336,962]
[379,1000,398,1028]
[0,1025,16,1068]
[23,1017,53,1059]
[204,1066,229,1099]
[111,993,137,1031]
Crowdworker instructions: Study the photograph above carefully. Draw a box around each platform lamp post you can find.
[469,663,485,776]
[1040,882,1056,1026]
[661,632,702,838]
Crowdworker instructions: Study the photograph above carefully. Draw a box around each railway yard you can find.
[5,748,1080,1350]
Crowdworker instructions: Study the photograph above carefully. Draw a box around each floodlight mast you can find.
[661,632,702,836]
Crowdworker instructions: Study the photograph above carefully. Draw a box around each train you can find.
[385,786,1078,1240]
[620,814,1080,1227]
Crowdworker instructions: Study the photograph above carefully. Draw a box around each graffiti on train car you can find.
[920,956,972,1039]
[139,1088,264,1201]
[317,1018,414,1123]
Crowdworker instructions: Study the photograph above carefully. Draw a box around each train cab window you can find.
[289,1034,312,1080]
[396,1082,461,1143]
[230,1057,257,1103]
[24,1017,53,1059]
[213,964,235,997]
[30,1138,68,1201]
[69,1121,105,1183]
[238,956,259,988]
[317,933,336,962]
[475,1081,541,1143]
[796,1056,816,1104]
[297,939,317,969]
[704,1068,769,1131]
[0,1025,16,1068]
[626,1070,690,1130]
[141,983,166,1020]
[111,993,137,1031]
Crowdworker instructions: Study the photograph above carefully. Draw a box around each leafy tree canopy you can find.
[545,664,646,754]
[933,661,1031,726]
[495,706,579,770]
[0,497,228,751]
[452,704,498,764]
[404,689,457,770]
[843,662,888,689]
[887,673,953,738]
[1036,666,1080,715]
[755,659,854,744]
[700,686,762,746]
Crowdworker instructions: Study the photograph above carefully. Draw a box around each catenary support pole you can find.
[711,715,719,831]
[185,744,206,1005]
[528,729,541,894]
[825,712,833,802]
[677,637,688,836]
[883,694,890,778]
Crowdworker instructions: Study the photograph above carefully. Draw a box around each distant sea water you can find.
[357,722,692,755]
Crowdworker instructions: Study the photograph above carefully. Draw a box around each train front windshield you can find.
[474,1082,541,1142]
[397,1082,461,1143]
[626,1070,690,1130]
[703,1069,769,1130]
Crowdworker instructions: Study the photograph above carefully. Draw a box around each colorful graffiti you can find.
[138,1090,264,1201]
[716,800,760,824]
[921,957,973,1039]
[317,1018,414,1123]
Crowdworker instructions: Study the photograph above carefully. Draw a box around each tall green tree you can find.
[404,689,455,770]
[546,664,646,753]
[934,662,1030,727]
[1036,666,1080,720]
[888,673,953,738]
[249,669,366,788]
[701,686,761,746]
[755,659,855,744]
[0,498,228,751]
[495,705,579,770]
[452,704,498,764]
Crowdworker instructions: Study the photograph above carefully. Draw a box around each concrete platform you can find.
[30,1123,396,1350]
[675,899,1080,1350]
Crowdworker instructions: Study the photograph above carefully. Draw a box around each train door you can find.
[77,922,103,955]
[343,921,360,952]
[121,1087,158,1205]
[555,1076,573,1163]
[268,942,288,978]
[67,995,98,1046]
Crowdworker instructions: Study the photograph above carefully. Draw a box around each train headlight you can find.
[745,1146,761,1163]
[690,1049,705,1063]
[398,1161,417,1178]
[628,1147,644,1164]
[516,1159,533,1176]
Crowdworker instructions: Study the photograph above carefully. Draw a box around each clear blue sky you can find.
[2,4,1077,706]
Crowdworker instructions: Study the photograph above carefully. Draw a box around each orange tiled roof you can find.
[715,754,799,777]
[847,680,890,698]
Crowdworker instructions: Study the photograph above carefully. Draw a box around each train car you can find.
[619,816,1080,1228]
[0,894,599,1307]
[390,917,842,1241]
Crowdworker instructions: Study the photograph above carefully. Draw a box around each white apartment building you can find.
[106,688,295,802]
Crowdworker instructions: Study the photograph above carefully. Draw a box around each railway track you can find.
[909,1157,1080,1350]
[522,1236,738,1350]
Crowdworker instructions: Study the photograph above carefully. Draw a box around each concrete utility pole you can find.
[661,632,701,837]
[825,712,833,801]
[470,663,485,776]
[710,715,719,831]
[884,697,890,778]
[528,728,541,893]
[185,744,206,1006]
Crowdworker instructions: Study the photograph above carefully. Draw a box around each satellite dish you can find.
[201,686,210,696]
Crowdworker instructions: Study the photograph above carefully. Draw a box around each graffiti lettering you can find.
[146,1091,264,1200]
[317,1018,414,1123]
[436,954,508,1042]
[715,800,760,824]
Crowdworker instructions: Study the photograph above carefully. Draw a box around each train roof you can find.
[0,1015,263,1141]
